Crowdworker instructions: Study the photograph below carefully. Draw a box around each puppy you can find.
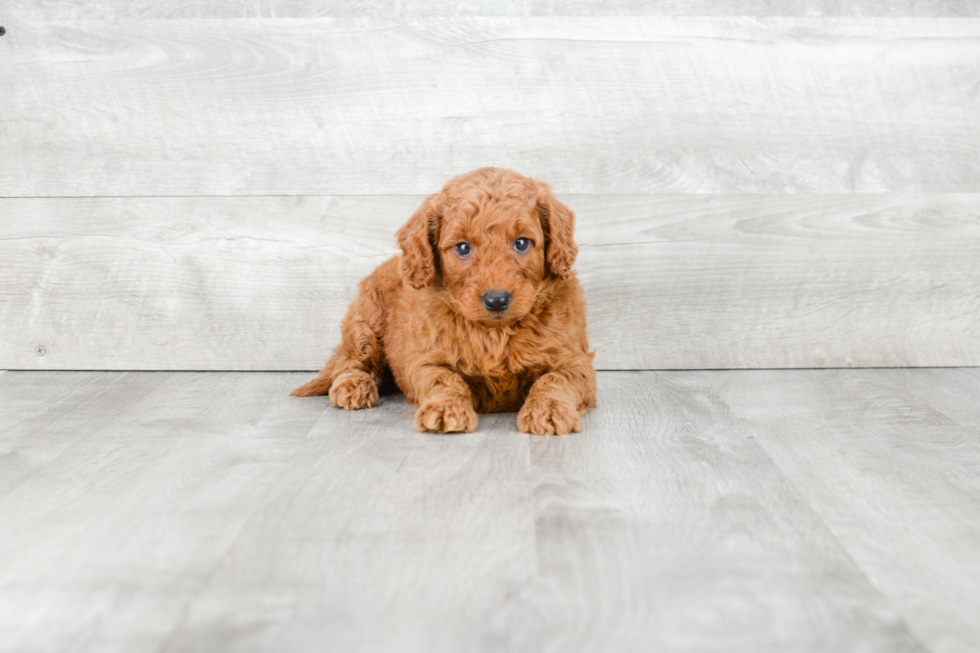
[291,167,596,435]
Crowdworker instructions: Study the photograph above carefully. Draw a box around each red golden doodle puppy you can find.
[291,167,596,435]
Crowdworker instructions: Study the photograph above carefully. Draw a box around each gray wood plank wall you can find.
[7,1,980,19]
[1,8,978,370]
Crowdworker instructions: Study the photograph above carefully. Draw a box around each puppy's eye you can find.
[514,237,531,253]
[454,242,472,258]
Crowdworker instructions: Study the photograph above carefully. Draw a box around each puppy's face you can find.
[437,197,546,327]
[396,168,578,328]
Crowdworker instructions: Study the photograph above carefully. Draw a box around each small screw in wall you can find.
[0,27,6,37]
[35,345,46,356]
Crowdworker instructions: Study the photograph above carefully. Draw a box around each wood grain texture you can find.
[2,194,978,370]
[7,1,980,19]
[0,371,327,653]
[2,18,979,196]
[161,396,536,653]
[0,370,941,652]
[479,372,923,653]
[0,370,170,496]
[704,368,980,653]
[0,196,400,371]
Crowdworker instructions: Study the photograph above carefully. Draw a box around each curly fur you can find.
[291,167,597,436]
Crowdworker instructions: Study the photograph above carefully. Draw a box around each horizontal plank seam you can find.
[3,367,980,373]
[3,192,956,199]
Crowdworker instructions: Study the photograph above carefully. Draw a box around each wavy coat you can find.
[291,167,596,435]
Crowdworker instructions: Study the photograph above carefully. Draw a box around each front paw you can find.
[518,395,581,436]
[329,371,379,410]
[415,397,478,434]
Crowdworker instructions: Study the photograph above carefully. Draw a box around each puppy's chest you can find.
[452,330,548,404]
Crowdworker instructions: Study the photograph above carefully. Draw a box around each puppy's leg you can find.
[518,359,597,436]
[290,274,390,410]
[290,326,384,410]
[407,365,479,434]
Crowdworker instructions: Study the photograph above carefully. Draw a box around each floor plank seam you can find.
[0,372,175,502]
[724,410,936,653]
[151,384,331,653]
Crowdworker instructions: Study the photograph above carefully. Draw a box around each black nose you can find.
[482,290,512,312]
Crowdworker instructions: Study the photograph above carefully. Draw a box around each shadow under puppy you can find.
[292,167,596,435]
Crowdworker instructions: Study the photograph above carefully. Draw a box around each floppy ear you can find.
[396,193,443,289]
[536,182,578,279]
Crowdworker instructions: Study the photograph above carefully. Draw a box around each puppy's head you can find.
[396,167,578,327]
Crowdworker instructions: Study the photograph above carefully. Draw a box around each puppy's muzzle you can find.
[482,290,512,312]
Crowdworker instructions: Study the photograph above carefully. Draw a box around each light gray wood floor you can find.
[1,369,978,653]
